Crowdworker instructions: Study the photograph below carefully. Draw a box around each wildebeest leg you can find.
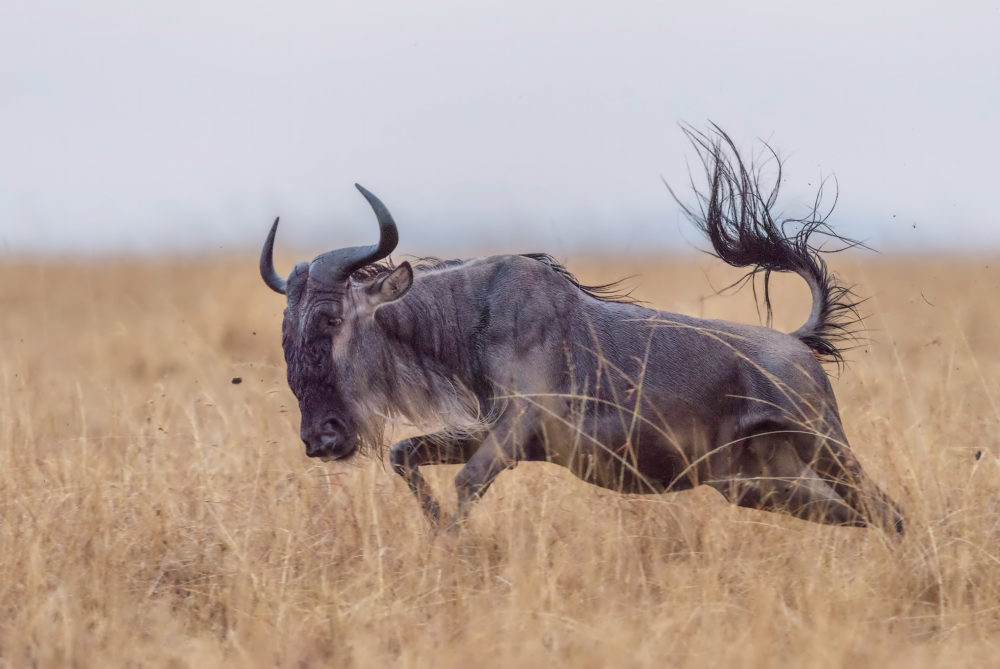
[804,434,905,534]
[709,433,867,527]
[452,411,543,524]
[389,433,483,527]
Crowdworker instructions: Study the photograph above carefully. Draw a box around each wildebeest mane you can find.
[520,253,639,305]
[350,254,637,305]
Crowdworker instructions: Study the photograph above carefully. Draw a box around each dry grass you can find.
[1,252,999,667]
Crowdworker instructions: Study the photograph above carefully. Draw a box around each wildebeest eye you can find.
[328,317,343,328]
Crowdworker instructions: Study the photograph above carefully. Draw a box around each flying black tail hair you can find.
[665,123,867,367]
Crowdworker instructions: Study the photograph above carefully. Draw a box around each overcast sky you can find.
[1,1,998,257]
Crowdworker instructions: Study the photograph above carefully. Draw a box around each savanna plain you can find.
[1,252,999,668]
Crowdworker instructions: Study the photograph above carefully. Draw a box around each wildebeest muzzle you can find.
[301,416,355,461]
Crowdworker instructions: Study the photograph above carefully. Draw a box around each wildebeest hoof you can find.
[446,514,467,533]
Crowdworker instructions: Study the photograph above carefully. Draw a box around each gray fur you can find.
[262,131,903,533]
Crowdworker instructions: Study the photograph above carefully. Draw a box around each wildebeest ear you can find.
[371,262,413,305]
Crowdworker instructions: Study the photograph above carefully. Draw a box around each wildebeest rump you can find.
[260,126,903,533]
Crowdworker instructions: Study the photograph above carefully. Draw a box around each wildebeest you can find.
[260,126,903,533]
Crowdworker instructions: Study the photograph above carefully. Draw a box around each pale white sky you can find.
[1,1,998,256]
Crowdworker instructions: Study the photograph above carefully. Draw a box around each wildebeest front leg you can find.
[452,411,542,524]
[389,433,483,527]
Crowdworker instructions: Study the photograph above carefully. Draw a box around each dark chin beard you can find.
[354,422,387,459]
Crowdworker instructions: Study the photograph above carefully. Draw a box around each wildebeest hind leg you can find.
[390,432,483,527]
[806,436,905,534]
[709,434,867,527]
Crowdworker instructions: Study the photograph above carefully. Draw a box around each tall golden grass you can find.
[1,253,998,667]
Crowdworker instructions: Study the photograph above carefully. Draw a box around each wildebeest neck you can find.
[345,263,498,435]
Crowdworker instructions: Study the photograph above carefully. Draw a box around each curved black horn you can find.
[260,217,287,294]
[340,184,399,276]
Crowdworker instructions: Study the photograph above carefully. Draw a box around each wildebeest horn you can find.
[260,217,287,294]
[340,184,400,276]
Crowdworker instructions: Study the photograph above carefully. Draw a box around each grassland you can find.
[1,253,998,667]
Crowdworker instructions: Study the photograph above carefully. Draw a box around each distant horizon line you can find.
[3,243,999,263]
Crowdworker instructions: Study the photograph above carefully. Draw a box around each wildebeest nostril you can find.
[305,434,340,458]
[321,417,347,435]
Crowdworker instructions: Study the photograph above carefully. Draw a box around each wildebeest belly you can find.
[543,419,703,495]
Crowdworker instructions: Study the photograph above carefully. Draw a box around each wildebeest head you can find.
[260,184,414,460]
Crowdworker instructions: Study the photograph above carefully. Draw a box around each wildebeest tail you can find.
[667,124,865,367]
